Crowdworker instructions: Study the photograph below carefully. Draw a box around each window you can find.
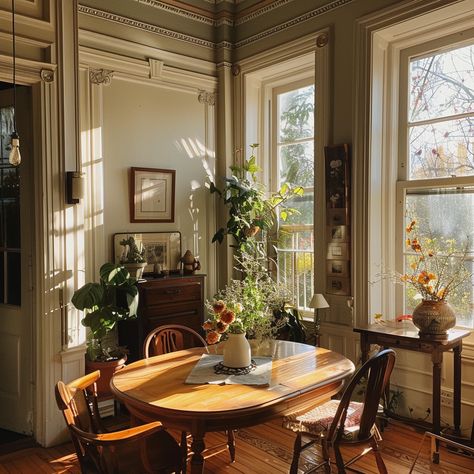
[273,82,315,311]
[0,106,21,305]
[398,38,474,326]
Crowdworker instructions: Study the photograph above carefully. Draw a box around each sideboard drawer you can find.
[141,281,202,306]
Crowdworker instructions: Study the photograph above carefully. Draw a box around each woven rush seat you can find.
[284,399,364,440]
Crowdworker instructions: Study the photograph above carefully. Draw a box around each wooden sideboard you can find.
[118,274,205,362]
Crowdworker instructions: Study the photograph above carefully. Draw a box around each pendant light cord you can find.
[12,0,17,133]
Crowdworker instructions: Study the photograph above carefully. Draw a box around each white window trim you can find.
[233,31,330,313]
[357,0,474,325]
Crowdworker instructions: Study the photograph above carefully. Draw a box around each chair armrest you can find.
[70,421,163,446]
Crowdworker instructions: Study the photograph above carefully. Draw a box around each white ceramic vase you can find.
[223,332,252,368]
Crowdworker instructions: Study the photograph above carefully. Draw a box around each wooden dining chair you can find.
[143,324,235,469]
[143,324,209,358]
[283,348,396,473]
[55,370,182,474]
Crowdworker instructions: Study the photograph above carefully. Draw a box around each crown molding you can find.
[235,0,353,48]
[79,29,216,77]
[79,45,217,93]
[78,5,215,50]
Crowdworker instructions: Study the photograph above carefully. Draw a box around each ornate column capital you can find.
[89,68,114,85]
[316,33,329,48]
[40,69,55,83]
[198,90,216,106]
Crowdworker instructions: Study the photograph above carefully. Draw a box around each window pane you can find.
[410,43,474,123]
[408,117,474,179]
[282,192,314,226]
[278,85,314,143]
[405,189,474,326]
[0,107,14,162]
[279,142,314,188]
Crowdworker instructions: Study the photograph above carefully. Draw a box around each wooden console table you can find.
[354,323,470,437]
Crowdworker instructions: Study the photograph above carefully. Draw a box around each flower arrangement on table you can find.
[401,220,471,302]
[202,252,291,345]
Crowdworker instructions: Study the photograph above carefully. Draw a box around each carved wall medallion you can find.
[89,68,114,85]
[231,64,241,76]
[40,69,55,83]
[316,33,329,48]
[198,90,216,106]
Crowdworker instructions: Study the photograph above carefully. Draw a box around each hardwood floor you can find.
[0,419,473,473]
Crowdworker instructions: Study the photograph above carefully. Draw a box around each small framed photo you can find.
[327,225,349,243]
[327,208,348,226]
[129,167,175,222]
[327,260,349,277]
[326,277,351,295]
[327,243,349,260]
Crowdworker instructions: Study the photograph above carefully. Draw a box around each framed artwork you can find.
[327,225,349,243]
[114,232,182,274]
[129,167,175,223]
[326,277,351,295]
[325,144,350,211]
[327,260,349,277]
[327,243,349,260]
[325,144,351,295]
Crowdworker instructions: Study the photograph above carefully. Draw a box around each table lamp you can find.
[309,293,329,346]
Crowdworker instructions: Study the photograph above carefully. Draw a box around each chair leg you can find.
[290,432,302,474]
[321,438,331,474]
[180,430,188,474]
[227,429,236,462]
[333,443,346,473]
[370,437,387,474]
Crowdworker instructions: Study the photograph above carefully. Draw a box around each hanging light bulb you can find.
[9,0,21,167]
[9,131,21,166]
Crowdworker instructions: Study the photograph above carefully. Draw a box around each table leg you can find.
[190,431,206,474]
[432,350,442,463]
[453,343,462,435]
[360,334,370,364]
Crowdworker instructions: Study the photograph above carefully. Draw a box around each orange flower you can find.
[406,238,411,247]
[216,321,228,334]
[406,220,416,233]
[437,288,447,299]
[428,272,437,280]
[410,262,417,270]
[417,271,430,284]
[206,331,221,345]
[202,319,215,331]
[212,300,226,314]
[428,250,434,257]
[400,275,409,282]
[220,309,236,324]
[411,238,421,252]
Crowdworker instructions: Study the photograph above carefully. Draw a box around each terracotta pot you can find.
[85,355,127,397]
[223,333,251,368]
[412,299,456,337]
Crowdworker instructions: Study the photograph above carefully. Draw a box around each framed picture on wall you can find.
[326,277,351,295]
[327,225,349,243]
[327,259,349,277]
[129,167,176,223]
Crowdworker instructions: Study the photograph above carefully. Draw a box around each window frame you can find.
[396,31,474,322]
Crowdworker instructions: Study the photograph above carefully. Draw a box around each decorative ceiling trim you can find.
[235,0,294,26]
[135,0,216,26]
[78,5,215,49]
[235,0,354,48]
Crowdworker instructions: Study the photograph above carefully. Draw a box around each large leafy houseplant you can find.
[71,263,139,362]
[210,144,303,251]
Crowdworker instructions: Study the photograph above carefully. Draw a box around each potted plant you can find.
[71,262,139,396]
[119,235,147,279]
[210,144,303,252]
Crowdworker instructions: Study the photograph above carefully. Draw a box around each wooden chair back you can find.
[143,324,209,358]
[327,349,396,443]
[55,370,103,472]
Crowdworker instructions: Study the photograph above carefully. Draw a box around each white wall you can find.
[102,79,214,278]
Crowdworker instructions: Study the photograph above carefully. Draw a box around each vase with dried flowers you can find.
[379,219,472,336]
[203,252,290,368]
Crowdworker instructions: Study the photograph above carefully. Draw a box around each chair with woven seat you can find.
[55,370,182,474]
[283,348,396,473]
[143,324,236,469]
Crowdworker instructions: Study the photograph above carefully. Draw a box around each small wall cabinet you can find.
[118,274,205,362]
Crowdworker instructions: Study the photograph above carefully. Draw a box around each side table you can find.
[353,323,470,438]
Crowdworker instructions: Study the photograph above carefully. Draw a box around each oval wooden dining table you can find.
[110,340,355,473]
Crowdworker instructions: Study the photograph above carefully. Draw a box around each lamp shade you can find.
[309,293,329,309]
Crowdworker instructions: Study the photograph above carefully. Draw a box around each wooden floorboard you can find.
[0,419,473,473]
